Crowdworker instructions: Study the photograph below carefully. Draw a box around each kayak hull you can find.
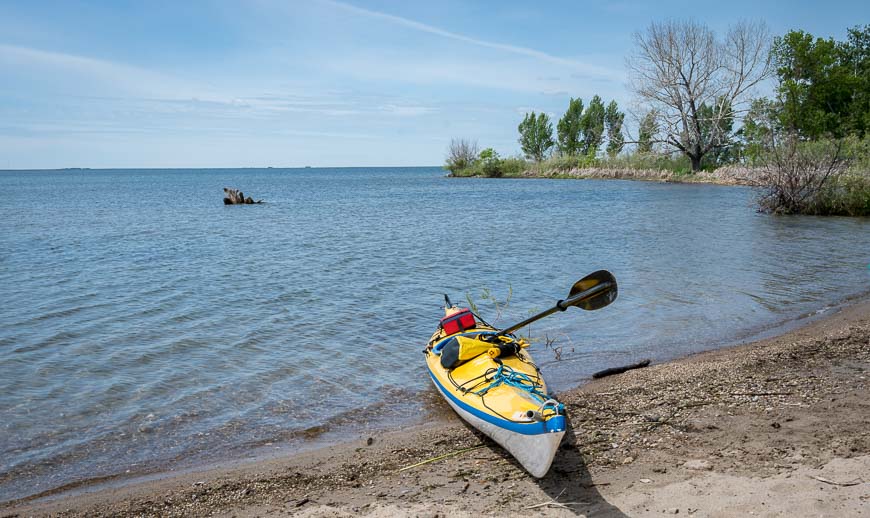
[428,368,565,477]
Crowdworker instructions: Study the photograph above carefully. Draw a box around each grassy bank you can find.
[448,150,870,215]
[448,153,760,186]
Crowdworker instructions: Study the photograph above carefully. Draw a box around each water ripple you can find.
[1,168,869,502]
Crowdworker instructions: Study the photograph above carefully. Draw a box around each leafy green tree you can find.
[604,100,625,157]
[841,25,870,136]
[518,112,555,162]
[557,97,584,156]
[580,95,606,155]
[773,31,843,138]
[772,25,869,139]
[637,111,658,153]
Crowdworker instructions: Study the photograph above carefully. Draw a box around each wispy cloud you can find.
[0,44,200,99]
[319,0,620,80]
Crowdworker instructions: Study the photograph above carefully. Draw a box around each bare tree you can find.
[444,138,479,173]
[628,20,772,171]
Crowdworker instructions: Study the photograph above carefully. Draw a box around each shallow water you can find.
[1,167,868,501]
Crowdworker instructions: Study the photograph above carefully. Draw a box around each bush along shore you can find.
[447,153,761,186]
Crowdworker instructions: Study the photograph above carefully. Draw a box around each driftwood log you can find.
[223,187,263,205]
[592,359,651,379]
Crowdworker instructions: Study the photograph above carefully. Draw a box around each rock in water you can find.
[223,187,263,204]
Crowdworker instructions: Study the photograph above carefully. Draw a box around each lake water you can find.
[1,167,868,501]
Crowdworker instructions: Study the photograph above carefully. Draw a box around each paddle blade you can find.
[565,270,618,310]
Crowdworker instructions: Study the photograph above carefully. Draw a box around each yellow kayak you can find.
[424,306,566,477]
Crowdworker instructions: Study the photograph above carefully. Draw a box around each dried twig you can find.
[397,445,485,472]
[730,392,794,396]
[524,488,588,510]
[809,475,863,486]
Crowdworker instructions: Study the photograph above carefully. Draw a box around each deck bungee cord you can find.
[444,340,560,424]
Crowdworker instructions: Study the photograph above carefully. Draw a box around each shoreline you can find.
[449,165,761,186]
[4,297,869,516]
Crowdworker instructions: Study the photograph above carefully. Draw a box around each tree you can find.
[628,20,772,171]
[580,95,606,155]
[841,25,870,136]
[637,110,658,153]
[697,98,734,167]
[604,100,625,157]
[773,25,869,139]
[740,98,781,163]
[444,138,479,173]
[773,31,843,138]
[557,97,584,156]
[518,112,555,162]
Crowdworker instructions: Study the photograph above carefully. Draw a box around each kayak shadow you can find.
[457,417,626,516]
[534,416,628,517]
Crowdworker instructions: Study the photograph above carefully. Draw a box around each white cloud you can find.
[319,0,620,81]
[0,44,209,100]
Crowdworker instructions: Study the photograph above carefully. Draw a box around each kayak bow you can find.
[424,306,566,477]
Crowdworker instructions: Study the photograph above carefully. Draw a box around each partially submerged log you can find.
[223,187,263,205]
[592,359,651,379]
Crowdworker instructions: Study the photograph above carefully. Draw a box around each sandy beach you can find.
[3,298,869,517]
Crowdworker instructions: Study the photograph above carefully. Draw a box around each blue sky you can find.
[0,1,866,169]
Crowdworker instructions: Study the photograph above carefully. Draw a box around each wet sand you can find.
[3,299,869,517]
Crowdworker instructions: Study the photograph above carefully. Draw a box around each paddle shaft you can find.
[495,281,613,337]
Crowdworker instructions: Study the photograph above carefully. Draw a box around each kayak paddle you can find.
[494,270,617,338]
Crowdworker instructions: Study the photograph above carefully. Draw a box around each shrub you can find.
[755,137,864,215]
[478,148,502,178]
[498,157,527,177]
[444,138,479,174]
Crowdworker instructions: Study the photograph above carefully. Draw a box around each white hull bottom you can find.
[433,381,565,478]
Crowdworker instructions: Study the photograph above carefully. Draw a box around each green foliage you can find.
[604,100,625,157]
[557,97,584,157]
[518,112,555,162]
[637,111,658,153]
[599,153,694,174]
[811,172,870,216]
[740,98,781,164]
[498,157,527,176]
[696,98,735,167]
[580,95,606,155]
[534,151,693,174]
[772,25,870,139]
[449,151,528,178]
[478,148,502,177]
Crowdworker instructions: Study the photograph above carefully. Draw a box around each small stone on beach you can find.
[683,459,712,471]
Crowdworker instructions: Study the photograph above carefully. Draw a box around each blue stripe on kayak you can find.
[427,367,556,436]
